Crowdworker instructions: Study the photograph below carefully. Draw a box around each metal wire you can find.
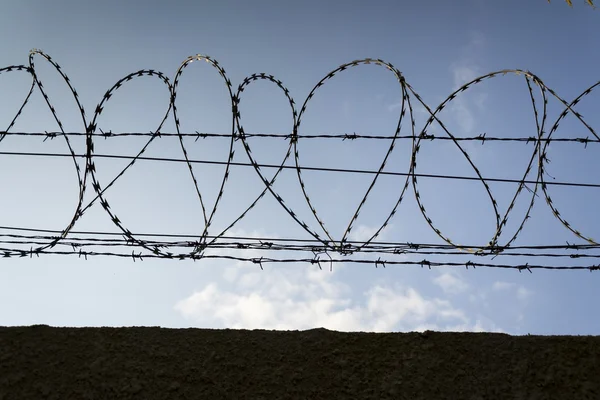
[0,150,598,189]
[0,50,598,267]
[3,244,600,273]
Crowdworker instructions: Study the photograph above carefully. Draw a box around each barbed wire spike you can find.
[0,51,598,265]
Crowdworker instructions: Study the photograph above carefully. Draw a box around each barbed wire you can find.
[1,224,599,250]
[2,237,600,260]
[0,223,599,269]
[0,149,599,189]
[2,243,599,272]
[2,130,598,145]
[0,50,598,265]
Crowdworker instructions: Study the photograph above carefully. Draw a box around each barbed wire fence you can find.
[0,49,599,271]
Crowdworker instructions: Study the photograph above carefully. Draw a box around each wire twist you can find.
[0,50,598,262]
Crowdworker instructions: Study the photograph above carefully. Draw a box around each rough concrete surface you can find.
[0,325,598,399]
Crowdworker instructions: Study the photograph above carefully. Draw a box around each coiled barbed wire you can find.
[0,50,598,265]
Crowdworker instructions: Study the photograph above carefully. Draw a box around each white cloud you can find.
[451,31,485,90]
[176,228,497,333]
[342,99,351,118]
[492,281,515,291]
[387,102,402,112]
[473,92,488,111]
[452,65,481,89]
[389,99,433,121]
[347,223,393,243]
[213,227,297,283]
[448,63,481,134]
[433,272,468,295]
[437,307,469,322]
[492,281,533,302]
[447,316,505,333]
[468,290,488,308]
[448,97,475,134]
[516,286,533,301]
[174,263,488,332]
[348,224,379,243]
[468,31,485,48]
[446,31,486,136]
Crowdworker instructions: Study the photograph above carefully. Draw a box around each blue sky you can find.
[0,0,599,334]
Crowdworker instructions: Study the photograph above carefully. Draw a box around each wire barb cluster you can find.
[0,50,598,269]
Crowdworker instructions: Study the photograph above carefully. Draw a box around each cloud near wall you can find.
[174,229,500,332]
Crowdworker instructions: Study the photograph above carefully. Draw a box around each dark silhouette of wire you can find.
[3,244,599,272]
[0,150,597,189]
[3,130,599,145]
[0,224,598,250]
[0,50,598,264]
